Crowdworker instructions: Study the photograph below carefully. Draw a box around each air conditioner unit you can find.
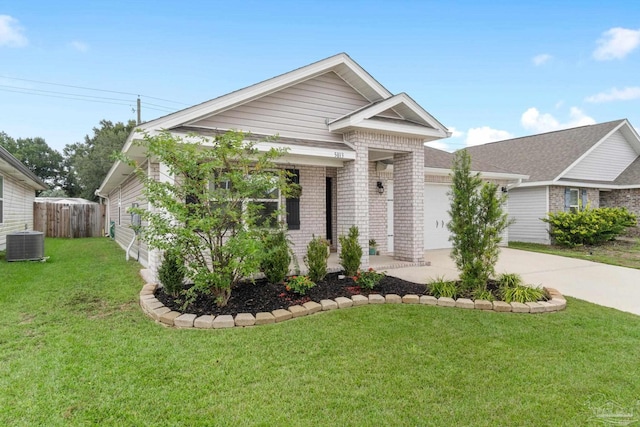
[6,231,45,262]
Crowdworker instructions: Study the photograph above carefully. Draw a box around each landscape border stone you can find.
[139,284,567,329]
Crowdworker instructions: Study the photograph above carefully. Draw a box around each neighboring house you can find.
[0,145,48,250]
[97,53,525,276]
[466,119,640,244]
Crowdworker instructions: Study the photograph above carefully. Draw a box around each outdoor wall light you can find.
[501,186,508,193]
[377,181,384,194]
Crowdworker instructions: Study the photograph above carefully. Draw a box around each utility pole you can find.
[136,96,141,125]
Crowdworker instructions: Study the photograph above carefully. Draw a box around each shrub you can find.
[472,288,494,302]
[158,249,185,297]
[354,268,385,290]
[339,225,362,277]
[501,285,547,304]
[304,235,329,282]
[260,229,292,284]
[544,207,637,247]
[286,275,315,295]
[497,273,523,288]
[428,276,458,299]
[448,151,511,291]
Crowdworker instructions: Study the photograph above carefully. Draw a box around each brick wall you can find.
[368,162,388,254]
[550,185,600,213]
[342,131,425,263]
[287,165,326,264]
[599,189,640,216]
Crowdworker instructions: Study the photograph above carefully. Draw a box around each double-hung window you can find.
[0,175,4,224]
[245,174,279,228]
[565,187,587,213]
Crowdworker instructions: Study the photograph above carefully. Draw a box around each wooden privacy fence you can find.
[34,202,106,238]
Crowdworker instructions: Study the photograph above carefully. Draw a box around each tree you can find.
[447,150,510,291]
[126,130,299,307]
[64,120,136,200]
[0,131,64,190]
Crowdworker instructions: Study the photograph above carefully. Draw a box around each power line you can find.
[0,87,133,107]
[0,84,133,103]
[0,74,190,105]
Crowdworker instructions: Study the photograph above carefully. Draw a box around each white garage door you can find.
[424,184,452,250]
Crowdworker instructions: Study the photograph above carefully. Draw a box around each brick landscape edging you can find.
[139,284,567,329]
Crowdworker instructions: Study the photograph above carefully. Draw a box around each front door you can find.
[386,181,394,253]
[326,177,332,244]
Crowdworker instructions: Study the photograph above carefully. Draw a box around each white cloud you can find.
[465,126,513,147]
[0,15,28,48]
[521,107,596,133]
[69,40,89,52]
[585,87,640,103]
[532,54,552,66]
[425,140,452,152]
[448,126,464,138]
[593,27,640,60]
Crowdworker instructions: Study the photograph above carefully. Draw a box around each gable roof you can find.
[0,145,47,190]
[98,53,451,196]
[464,119,627,182]
[328,93,450,140]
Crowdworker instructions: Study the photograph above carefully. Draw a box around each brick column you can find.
[393,149,424,262]
[337,141,369,268]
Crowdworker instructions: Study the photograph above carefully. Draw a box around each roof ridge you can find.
[464,118,626,150]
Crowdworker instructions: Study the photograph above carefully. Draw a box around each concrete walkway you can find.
[382,248,640,316]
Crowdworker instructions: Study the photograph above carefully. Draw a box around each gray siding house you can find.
[0,145,47,250]
[466,119,640,244]
[97,53,524,276]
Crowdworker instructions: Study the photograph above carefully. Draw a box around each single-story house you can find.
[97,53,525,276]
[466,119,640,244]
[0,145,48,250]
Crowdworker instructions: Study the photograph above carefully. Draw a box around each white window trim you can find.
[208,172,281,227]
[569,188,580,213]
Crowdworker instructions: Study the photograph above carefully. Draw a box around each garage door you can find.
[424,184,452,250]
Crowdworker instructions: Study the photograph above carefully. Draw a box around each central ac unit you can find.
[6,231,45,262]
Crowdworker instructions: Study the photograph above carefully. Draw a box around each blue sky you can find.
[1,0,639,152]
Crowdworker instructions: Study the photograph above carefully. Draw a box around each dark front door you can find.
[326,177,332,243]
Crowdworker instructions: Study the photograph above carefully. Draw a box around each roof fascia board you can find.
[329,93,450,136]
[555,120,626,180]
[518,180,640,190]
[344,119,448,139]
[423,166,528,180]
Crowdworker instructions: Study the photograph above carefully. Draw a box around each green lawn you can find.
[509,238,640,270]
[1,238,640,426]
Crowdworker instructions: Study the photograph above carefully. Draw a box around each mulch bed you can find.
[155,272,428,316]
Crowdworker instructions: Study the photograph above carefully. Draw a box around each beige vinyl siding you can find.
[563,130,637,181]
[0,173,36,250]
[110,168,149,267]
[507,186,550,244]
[376,108,402,119]
[191,72,369,143]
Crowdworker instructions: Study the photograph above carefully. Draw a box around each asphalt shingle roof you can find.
[424,146,517,174]
[464,120,626,182]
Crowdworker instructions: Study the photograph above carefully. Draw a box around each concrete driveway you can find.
[385,248,640,316]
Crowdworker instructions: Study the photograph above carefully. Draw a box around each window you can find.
[564,188,587,213]
[0,175,4,224]
[207,170,280,228]
[568,188,579,213]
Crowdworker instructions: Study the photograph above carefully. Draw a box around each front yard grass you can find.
[1,238,640,426]
[509,238,640,270]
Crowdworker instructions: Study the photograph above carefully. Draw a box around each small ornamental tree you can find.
[447,150,511,291]
[125,130,299,307]
[339,225,362,276]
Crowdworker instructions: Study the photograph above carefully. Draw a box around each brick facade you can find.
[287,165,327,262]
[549,185,600,213]
[599,188,640,216]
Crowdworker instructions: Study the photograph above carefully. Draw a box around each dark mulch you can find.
[156,272,428,316]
